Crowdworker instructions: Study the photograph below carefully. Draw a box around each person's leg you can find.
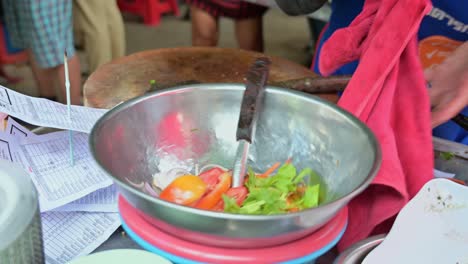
[27,49,57,99]
[190,5,219,46]
[73,0,113,74]
[28,49,81,104]
[28,0,82,104]
[234,16,264,52]
[106,0,126,59]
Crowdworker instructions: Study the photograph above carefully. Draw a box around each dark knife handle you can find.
[236,57,271,142]
[271,75,351,94]
[451,114,468,131]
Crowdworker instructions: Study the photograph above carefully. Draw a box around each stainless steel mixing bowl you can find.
[90,84,381,248]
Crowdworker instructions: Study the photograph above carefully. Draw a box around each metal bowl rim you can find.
[89,83,382,220]
[334,234,386,264]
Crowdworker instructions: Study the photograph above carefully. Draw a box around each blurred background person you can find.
[73,0,126,75]
[2,0,82,105]
[275,0,468,145]
[309,0,467,144]
[186,0,268,52]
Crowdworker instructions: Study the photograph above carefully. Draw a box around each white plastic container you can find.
[0,159,44,263]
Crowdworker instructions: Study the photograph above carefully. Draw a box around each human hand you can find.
[424,41,468,128]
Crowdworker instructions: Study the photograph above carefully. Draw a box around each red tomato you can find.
[196,172,232,210]
[199,167,225,190]
[159,175,207,205]
[212,187,248,211]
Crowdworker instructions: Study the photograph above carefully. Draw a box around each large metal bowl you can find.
[89,84,381,248]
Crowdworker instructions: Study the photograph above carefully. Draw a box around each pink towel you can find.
[319,0,434,250]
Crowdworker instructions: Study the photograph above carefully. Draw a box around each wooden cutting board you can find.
[83,47,338,109]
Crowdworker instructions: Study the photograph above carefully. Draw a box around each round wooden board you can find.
[83,47,337,109]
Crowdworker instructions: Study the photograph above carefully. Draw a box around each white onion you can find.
[125,177,144,189]
[144,182,160,197]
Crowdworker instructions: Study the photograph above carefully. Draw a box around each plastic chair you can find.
[117,0,180,26]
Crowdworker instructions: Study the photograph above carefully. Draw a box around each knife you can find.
[232,57,271,187]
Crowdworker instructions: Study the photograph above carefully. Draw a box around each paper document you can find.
[19,131,113,211]
[433,169,456,179]
[54,184,118,213]
[3,120,118,212]
[0,131,113,212]
[5,117,36,139]
[41,211,121,264]
[0,85,107,133]
[0,132,33,170]
[0,131,16,161]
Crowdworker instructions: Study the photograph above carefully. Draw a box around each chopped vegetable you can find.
[199,167,225,191]
[196,172,232,209]
[213,187,248,211]
[159,175,207,205]
[440,151,455,161]
[227,163,321,215]
[257,162,281,178]
[157,162,323,215]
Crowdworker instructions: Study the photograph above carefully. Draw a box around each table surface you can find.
[94,227,140,252]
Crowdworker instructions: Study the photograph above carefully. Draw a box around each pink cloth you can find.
[319,0,435,250]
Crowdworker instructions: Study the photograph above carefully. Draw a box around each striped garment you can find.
[2,0,75,68]
[186,0,268,19]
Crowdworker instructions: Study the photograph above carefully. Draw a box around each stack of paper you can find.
[0,118,121,264]
[0,86,122,264]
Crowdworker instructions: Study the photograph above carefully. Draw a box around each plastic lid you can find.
[68,249,172,264]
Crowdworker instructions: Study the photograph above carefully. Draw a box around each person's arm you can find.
[274,0,328,16]
[425,41,468,128]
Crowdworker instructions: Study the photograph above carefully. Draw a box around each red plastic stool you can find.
[117,0,180,26]
[0,23,28,83]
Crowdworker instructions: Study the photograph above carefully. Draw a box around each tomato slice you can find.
[212,187,248,211]
[159,175,207,205]
[196,171,232,210]
[199,167,225,190]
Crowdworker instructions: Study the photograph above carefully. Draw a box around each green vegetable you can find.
[440,151,455,161]
[222,194,241,213]
[149,79,156,85]
[301,185,320,208]
[228,163,321,215]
